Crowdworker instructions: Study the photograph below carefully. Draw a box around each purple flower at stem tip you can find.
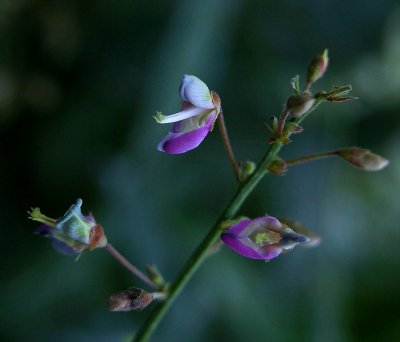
[155,75,221,154]
[221,216,310,260]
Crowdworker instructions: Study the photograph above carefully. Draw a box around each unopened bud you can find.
[285,94,315,118]
[337,147,389,171]
[238,160,256,182]
[145,265,166,289]
[268,159,287,176]
[108,288,154,312]
[307,49,329,85]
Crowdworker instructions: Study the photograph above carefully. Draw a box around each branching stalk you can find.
[133,142,282,341]
[133,100,323,341]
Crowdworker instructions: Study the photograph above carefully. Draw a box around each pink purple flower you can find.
[220,216,310,260]
[155,75,221,154]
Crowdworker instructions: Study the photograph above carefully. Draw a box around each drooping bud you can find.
[107,288,154,312]
[337,147,389,171]
[307,49,329,85]
[285,94,315,118]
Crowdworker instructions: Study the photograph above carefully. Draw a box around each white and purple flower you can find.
[221,216,310,260]
[30,198,107,256]
[155,75,221,154]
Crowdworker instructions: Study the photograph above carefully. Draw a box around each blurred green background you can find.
[1,0,399,341]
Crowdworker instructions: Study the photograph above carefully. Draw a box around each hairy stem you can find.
[134,142,282,341]
[105,243,157,290]
[217,111,240,181]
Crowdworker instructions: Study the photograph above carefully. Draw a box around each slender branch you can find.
[285,149,338,167]
[105,243,157,290]
[134,141,282,341]
[217,111,240,181]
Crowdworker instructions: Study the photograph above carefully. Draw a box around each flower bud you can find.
[267,159,287,176]
[307,49,329,85]
[145,265,166,289]
[107,288,154,312]
[238,160,256,182]
[285,94,315,118]
[220,216,311,261]
[337,147,389,171]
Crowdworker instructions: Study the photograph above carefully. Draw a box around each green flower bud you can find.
[307,49,329,85]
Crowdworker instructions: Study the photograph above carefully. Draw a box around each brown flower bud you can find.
[107,288,154,312]
[285,94,315,118]
[267,159,288,176]
[337,147,389,171]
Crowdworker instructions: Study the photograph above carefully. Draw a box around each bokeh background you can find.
[1,0,399,341]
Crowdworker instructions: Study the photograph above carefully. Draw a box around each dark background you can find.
[1,0,399,341]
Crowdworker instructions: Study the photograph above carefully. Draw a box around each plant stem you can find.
[285,149,338,167]
[217,111,240,181]
[133,141,283,341]
[105,243,157,290]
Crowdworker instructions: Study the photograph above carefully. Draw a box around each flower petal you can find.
[221,233,283,260]
[229,216,282,237]
[157,124,211,154]
[55,198,92,244]
[179,75,214,109]
[154,105,205,124]
[35,224,52,236]
[51,237,80,256]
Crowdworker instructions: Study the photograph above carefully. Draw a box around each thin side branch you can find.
[217,111,240,181]
[285,149,338,167]
[105,243,157,290]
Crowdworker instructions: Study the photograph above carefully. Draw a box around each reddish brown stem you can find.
[285,150,338,167]
[105,243,157,289]
[217,111,240,181]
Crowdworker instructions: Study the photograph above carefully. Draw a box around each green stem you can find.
[133,142,283,341]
